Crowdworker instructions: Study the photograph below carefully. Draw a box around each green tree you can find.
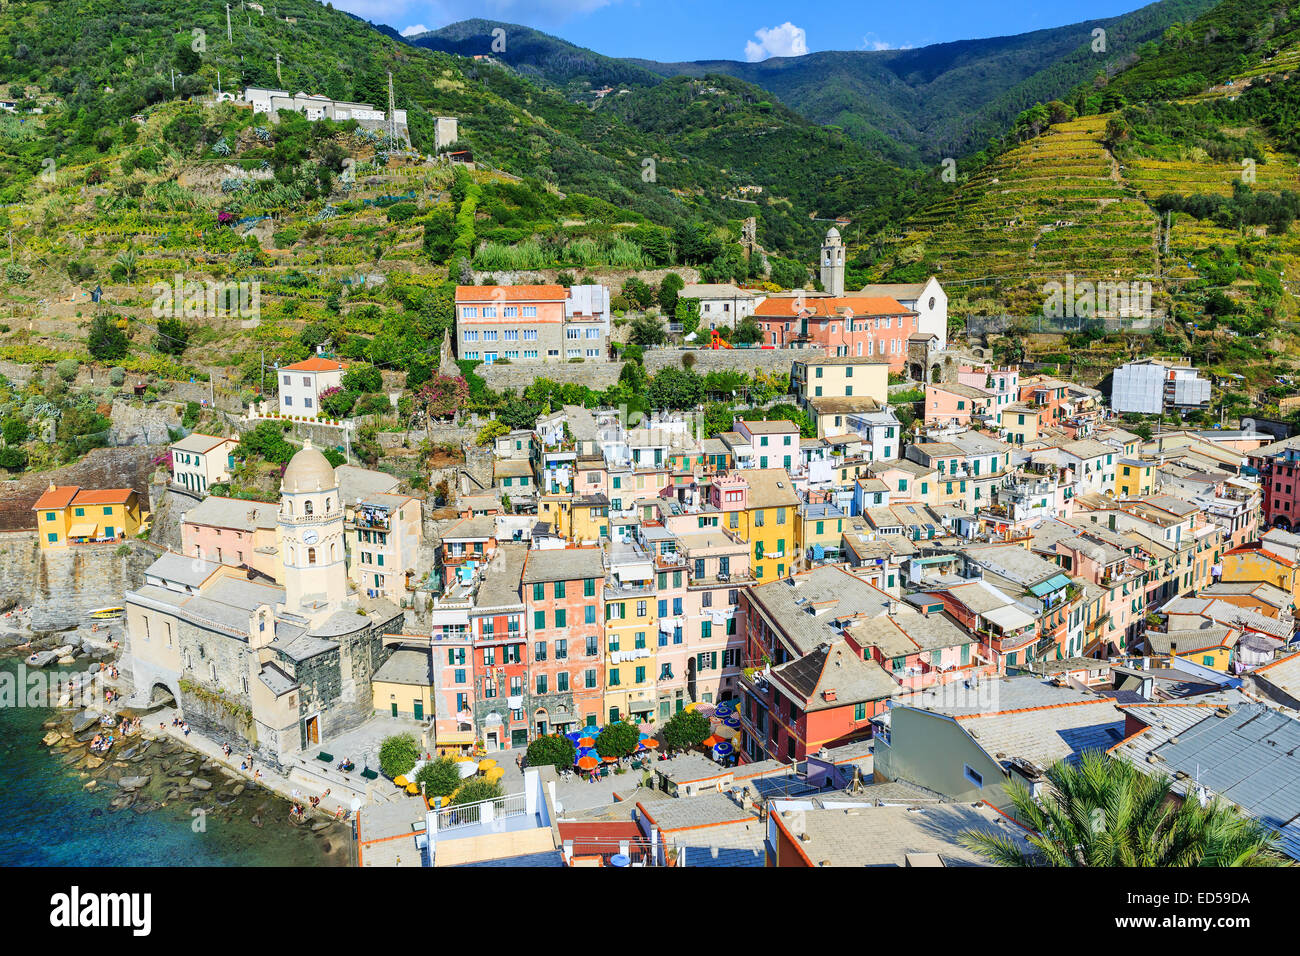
[2,417,28,445]
[647,367,703,410]
[595,721,640,759]
[415,756,463,798]
[153,317,190,357]
[452,777,504,806]
[733,316,764,345]
[629,315,666,347]
[87,313,129,362]
[476,420,510,446]
[0,446,27,470]
[962,751,1288,867]
[526,734,577,773]
[658,272,684,314]
[342,365,383,393]
[662,709,711,751]
[378,733,421,779]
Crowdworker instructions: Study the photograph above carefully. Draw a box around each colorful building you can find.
[34,484,144,548]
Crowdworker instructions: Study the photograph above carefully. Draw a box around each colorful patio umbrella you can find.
[478,759,497,773]
[638,722,655,734]
[578,736,596,749]
[640,738,660,749]
[724,715,741,729]
[566,731,583,743]
[577,755,599,770]
[602,754,619,763]
[714,701,734,717]
[702,734,723,748]
[713,741,734,757]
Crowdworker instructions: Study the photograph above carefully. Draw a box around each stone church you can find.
[124,441,403,768]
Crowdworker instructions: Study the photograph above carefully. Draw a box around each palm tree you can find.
[962,751,1289,867]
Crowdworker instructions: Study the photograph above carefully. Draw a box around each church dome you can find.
[825,226,841,241]
[282,440,336,494]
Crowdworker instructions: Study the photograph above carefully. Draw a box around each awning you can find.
[436,730,475,744]
[1029,573,1071,597]
[68,523,98,537]
[983,604,1035,632]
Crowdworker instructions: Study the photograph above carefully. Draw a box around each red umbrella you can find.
[702,735,723,748]
[640,738,660,749]
[578,737,596,748]
[577,755,599,770]
[602,755,619,763]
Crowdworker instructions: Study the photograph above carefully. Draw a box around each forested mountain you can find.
[412,0,1217,164]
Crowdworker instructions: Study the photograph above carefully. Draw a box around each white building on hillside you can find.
[860,277,948,350]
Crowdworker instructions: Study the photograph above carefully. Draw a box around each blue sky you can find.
[332,0,1161,61]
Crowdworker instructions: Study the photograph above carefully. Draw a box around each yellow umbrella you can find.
[487,766,505,783]
[478,758,497,773]
[393,775,409,787]
[405,782,420,795]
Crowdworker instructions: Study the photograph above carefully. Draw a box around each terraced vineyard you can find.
[869,115,1161,314]
[1124,143,1300,198]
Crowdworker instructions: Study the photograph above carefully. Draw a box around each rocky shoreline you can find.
[2,613,352,864]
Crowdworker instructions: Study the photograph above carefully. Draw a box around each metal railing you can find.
[432,791,527,833]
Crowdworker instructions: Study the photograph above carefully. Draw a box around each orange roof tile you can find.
[33,485,79,511]
[455,284,566,302]
[72,489,136,506]
[282,357,346,373]
[754,296,914,319]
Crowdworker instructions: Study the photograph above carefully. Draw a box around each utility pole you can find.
[387,70,396,148]
[275,53,282,85]
[260,349,265,396]
[170,68,176,92]
[226,3,232,42]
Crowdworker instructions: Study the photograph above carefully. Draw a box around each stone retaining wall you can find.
[0,534,159,631]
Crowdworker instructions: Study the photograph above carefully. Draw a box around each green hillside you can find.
[411,0,1218,165]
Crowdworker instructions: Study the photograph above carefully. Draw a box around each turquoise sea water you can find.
[0,657,344,866]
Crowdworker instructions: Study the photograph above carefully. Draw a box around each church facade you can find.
[124,441,403,769]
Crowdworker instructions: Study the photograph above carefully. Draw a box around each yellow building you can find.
[726,468,799,582]
[603,566,657,725]
[796,503,846,564]
[34,484,144,549]
[538,493,610,544]
[1221,543,1300,606]
[1115,458,1156,498]
[1151,627,1238,672]
[999,405,1040,446]
[792,356,890,408]
[371,645,434,721]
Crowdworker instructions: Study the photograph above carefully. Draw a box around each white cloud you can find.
[400,24,429,37]
[744,22,808,63]
[861,33,914,51]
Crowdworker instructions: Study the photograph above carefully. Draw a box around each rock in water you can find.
[42,731,62,746]
[190,777,212,791]
[72,711,98,733]
[118,775,150,790]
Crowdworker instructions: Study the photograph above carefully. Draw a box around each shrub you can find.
[385,201,417,222]
[109,366,126,386]
[526,734,577,773]
[354,393,394,416]
[0,446,27,470]
[378,733,420,778]
[452,777,503,806]
[55,358,79,382]
[595,722,640,759]
[414,756,462,798]
[2,416,29,445]
[663,709,711,750]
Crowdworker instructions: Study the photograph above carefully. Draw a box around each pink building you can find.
[923,382,994,427]
[753,296,918,372]
[676,529,751,709]
[180,495,280,581]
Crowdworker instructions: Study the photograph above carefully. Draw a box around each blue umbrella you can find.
[724,715,741,729]
[713,741,734,757]
[714,701,735,717]
[565,731,583,743]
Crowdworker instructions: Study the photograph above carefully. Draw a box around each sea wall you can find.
[0,534,159,632]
